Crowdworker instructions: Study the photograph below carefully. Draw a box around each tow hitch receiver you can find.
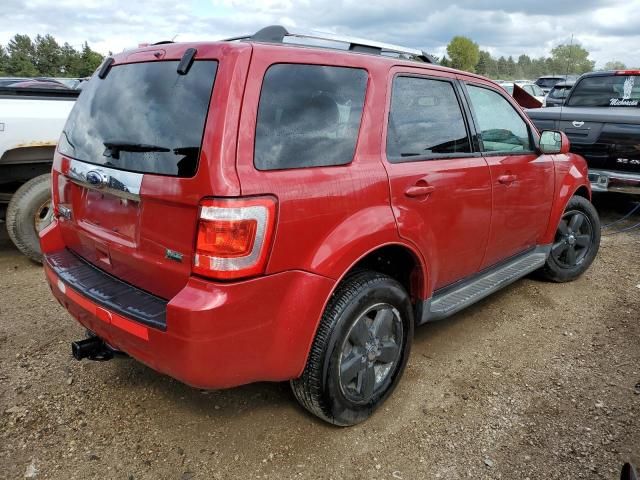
[71,336,116,361]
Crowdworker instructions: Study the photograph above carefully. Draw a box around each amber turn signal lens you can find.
[196,219,257,258]
[193,196,277,280]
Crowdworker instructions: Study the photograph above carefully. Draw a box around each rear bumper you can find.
[589,169,640,195]
[41,222,335,389]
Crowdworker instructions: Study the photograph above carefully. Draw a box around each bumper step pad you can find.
[45,249,167,331]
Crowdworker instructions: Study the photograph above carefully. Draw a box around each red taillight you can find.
[193,196,277,280]
[615,70,640,75]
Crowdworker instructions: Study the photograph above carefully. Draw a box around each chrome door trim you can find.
[67,159,143,201]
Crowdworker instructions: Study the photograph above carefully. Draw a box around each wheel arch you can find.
[542,155,593,245]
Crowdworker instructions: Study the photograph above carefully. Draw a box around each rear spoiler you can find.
[512,83,542,109]
[0,87,80,99]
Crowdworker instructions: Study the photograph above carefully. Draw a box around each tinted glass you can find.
[255,64,367,170]
[536,78,562,88]
[387,77,471,161]
[549,85,572,99]
[59,61,217,177]
[467,85,532,153]
[566,74,640,107]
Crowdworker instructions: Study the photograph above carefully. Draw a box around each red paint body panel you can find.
[41,40,592,390]
[481,152,555,267]
[43,221,334,388]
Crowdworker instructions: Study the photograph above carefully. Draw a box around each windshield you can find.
[59,60,218,177]
[566,74,640,107]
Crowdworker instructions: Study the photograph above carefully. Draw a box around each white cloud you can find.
[1,0,639,67]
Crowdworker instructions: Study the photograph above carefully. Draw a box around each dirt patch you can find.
[0,197,638,480]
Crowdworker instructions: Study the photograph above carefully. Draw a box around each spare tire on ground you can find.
[6,173,53,263]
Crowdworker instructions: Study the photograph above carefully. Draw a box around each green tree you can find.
[517,54,532,78]
[6,34,37,77]
[476,50,496,77]
[59,42,82,76]
[496,56,508,78]
[0,44,8,75]
[77,42,103,77]
[34,34,62,76]
[549,43,594,75]
[506,56,516,78]
[439,56,451,68]
[603,60,626,71]
[446,36,480,73]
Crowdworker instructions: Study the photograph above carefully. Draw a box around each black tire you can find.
[539,195,600,283]
[6,174,53,263]
[291,270,413,426]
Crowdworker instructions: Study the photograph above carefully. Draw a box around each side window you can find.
[466,85,533,153]
[386,76,471,161]
[254,64,368,171]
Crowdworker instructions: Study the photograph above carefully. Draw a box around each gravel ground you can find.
[0,195,638,480]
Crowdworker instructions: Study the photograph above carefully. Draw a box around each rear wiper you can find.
[103,141,170,159]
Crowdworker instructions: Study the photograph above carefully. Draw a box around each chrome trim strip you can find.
[67,159,143,201]
[588,168,640,194]
[225,27,424,57]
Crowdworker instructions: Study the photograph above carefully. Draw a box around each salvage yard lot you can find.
[0,197,638,480]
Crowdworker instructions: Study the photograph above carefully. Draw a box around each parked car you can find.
[499,81,546,105]
[527,70,640,195]
[41,25,600,426]
[535,75,577,94]
[545,80,576,107]
[0,77,30,87]
[7,79,71,90]
[0,84,78,261]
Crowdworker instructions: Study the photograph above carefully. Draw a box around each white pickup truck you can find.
[0,86,78,261]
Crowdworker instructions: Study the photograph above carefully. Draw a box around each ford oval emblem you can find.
[86,170,107,188]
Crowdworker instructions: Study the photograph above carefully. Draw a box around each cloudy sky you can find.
[2,0,640,68]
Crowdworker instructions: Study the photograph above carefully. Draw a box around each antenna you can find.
[564,34,574,82]
[558,34,575,116]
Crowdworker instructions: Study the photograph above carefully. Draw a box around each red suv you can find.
[40,26,600,426]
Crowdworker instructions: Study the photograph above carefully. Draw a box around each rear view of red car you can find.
[41,26,600,426]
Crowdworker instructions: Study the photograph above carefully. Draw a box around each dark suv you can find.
[41,26,600,426]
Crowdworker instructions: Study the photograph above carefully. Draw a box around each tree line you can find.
[440,36,630,79]
[0,34,104,78]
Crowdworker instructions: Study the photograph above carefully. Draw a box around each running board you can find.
[419,246,550,324]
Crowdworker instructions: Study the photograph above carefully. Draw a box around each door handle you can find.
[405,185,435,198]
[498,174,517,185]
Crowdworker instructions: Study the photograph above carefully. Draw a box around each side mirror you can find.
[539,130,571,154]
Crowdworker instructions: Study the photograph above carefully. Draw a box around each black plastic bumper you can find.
[45,249,167,331]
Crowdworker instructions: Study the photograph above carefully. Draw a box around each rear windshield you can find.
[536,78,562,88]
[59,60,217,177]
[566,74,640,107]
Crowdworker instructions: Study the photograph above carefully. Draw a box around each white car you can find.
[498,81,546,106]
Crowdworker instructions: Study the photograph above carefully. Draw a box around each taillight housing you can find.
[193,196,277,280]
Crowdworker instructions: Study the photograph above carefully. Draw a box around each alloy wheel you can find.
[551,209,594,268]
[338,303,403,404]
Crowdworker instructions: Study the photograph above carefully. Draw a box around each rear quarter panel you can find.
[235,45,406,281]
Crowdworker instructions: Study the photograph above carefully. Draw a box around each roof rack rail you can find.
[224,25,435,64]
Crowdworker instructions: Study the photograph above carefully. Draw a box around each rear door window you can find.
[386,76,471,161]
[59,60,218,177]
[254,64,368,171]
[466,85,533,153]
